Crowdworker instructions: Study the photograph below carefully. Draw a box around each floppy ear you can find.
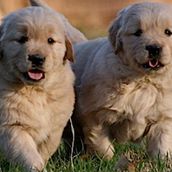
[64,37,74,63]
[108,7,130,54]
[62,17,87,44]
[29,0,49,8]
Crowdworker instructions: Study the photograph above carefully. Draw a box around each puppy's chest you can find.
[1,91,65,138]
[111,82,165,120]
[109,82,172,142]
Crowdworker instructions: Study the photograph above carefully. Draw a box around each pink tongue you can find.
[149,60,159,68]
[28,71,43,80]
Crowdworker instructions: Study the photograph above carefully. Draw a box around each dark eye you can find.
[133,29,143,37]
[48,37,56,44]
[165,29,172,36]
[17,36,28,44]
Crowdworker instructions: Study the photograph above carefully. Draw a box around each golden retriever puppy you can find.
[29,0,87,44]
[73,2,172,159]
[0,2,75,172]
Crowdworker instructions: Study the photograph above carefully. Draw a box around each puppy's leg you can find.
[0,126,44,172]
[147,120,172,158]
[83,123,114,159]
[38,128,64,164]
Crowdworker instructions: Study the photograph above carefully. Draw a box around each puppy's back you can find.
[73,38,107,86]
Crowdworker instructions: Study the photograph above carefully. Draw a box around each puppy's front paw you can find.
[29,165,46,172]
[29,166,39,172]
[27,159,44,172]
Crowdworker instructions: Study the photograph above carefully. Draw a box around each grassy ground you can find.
[1,141,172,172]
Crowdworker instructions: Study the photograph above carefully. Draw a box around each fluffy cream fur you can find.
[29,0,87,44]
[73,2,172,159]
[0,2,75,172]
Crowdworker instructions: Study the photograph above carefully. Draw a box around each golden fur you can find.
[0,1,75,171]
[73,2,172,159]
[29,0,87,44]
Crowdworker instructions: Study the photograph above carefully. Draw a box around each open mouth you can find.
[142,59,164,70]
[23,69,45,81]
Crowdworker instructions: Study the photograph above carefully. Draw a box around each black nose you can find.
[28,54,45,66]
[145,45,162,59]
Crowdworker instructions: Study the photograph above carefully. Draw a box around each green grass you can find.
[1,141,172,172]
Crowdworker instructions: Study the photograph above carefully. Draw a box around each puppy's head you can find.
[0,6,73,85]
[109,2,172,74]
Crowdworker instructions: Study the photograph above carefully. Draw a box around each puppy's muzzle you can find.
[142,44,164,70]
[146,44,162,59]
[28,54,45,67]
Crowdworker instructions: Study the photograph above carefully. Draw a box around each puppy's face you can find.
[0,7,73,85]
[109,3,172,74]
